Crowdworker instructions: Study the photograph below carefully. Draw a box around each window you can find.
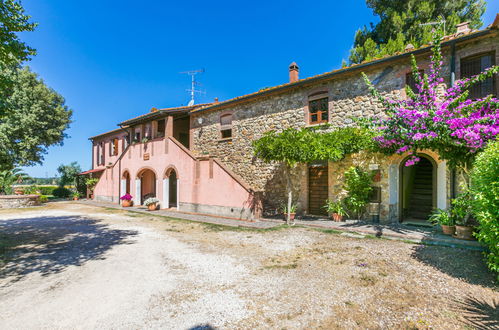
[123,135,129,149]
[405,70,424,93]
[220,113,233,139]
[156,119,165,138]
[461,53,495,99]
[112,138,119,156]
[309,97,328,124]
[99,142,105,165]
[134,129,141,142]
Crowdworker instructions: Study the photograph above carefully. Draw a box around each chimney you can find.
[289,62,299,83]
[456,22,471,35]
[214,97,219,103]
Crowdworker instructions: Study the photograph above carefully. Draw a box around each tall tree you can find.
[349,0,486,64]
[57,162,81,187]
[0,66,72,170]
[0,0,36,67]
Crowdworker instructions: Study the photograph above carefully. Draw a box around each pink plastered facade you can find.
[89,110,260,220]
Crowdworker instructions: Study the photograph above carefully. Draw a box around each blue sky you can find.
[20,1,499,177]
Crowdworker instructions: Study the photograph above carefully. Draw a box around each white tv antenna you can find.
[180,69,205,106]
[420,20,446,36]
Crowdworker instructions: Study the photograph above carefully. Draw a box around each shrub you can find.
[52,187,71,198]
[470,140,499,276]
[429,208,454,226]
[343,166,373,219]
[38,185,57,195]
[39,195,49,203]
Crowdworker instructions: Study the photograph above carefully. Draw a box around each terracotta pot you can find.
[73,197,79,201]
[122,200,132,207]
[147,203,157,211]
[332,213,344,222]
[14,189,24,195]
[441,225,455,235]
[455,225,474,240]
[283,213,296,221]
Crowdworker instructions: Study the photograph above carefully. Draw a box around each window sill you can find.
[306,122,329,128]
[218,137,233,143]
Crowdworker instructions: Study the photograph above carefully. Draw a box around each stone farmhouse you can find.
[84,18,499,223]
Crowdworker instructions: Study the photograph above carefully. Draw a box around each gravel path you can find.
[0,203,497,329]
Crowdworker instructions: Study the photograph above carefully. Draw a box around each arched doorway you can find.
[399,155,436,223]
[137,168,156,205]
[163,167,178,209]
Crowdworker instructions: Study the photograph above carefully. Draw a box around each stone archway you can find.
[163,167,179,209]
[399,154,437,223]
[136,168,157,205]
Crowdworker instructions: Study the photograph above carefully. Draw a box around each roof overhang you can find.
[78,168,105,175]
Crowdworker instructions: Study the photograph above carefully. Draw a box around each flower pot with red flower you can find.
[120,193,133,207]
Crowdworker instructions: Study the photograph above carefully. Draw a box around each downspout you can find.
[449,41,457,199]
[117,124,131,203]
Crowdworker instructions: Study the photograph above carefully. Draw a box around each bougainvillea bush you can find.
[470,140,499,277]
[362,31,499,182]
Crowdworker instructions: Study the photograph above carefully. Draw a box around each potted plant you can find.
[144,197,159,211]
[451,193,475,240]
[428,208,455,235]
[281,203,297,221]
[72,191,80,200]
[120,193,133,207]
[85,178,99,199]
[324,199,347,222]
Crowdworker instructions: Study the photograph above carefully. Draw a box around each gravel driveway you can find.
[0,203,497,329]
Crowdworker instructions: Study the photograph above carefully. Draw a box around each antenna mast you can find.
[180,69,205,106]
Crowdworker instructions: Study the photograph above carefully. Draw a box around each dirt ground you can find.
[0,202,497,329]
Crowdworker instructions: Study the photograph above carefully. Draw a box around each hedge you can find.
[471,140,499,277]
[52,187,71,198]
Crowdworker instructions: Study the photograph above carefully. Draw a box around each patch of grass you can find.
[312,228,343,235]
[264,263,298,270]
[357,273,378,287]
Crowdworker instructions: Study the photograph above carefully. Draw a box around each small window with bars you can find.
[220,113,233,139]
[461,53,495,99]
[309,97,328,124]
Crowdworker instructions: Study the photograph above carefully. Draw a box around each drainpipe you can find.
[117,125,131,203]
[449,41,457,199]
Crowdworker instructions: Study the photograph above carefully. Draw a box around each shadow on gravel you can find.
[0,215,138,283]
[453,296,499,329]
[410,244,497,288]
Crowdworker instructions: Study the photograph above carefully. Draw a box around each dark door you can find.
[308,166,328,215]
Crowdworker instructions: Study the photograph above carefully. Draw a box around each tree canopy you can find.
[57,161,81,187]
[349,0,486,64]
[0,66,72,170]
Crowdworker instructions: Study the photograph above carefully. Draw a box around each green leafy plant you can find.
[39,195,49,203]
[343,166,373,220]
[450,192,473,226]
[280,203,297,214]
[38,185,57,195]
[85,178,99,192]
[144,197,159,206]
[22,185,39,195]
[428,208,454,226]
[470,140,499,276]
[324,200,347,216]
[72,191,80,198]
[52,187,71,198]
[0,168,29,194]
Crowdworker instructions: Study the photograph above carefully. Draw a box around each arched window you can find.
[220,113,233,139]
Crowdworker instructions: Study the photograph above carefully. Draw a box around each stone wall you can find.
[0,195,40,208]
[189,33,497,217]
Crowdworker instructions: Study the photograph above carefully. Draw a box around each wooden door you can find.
[308,166,328,215]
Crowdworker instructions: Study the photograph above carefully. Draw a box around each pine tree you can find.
[349,0,486,64]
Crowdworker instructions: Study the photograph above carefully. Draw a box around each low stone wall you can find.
[0,194,41,208]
